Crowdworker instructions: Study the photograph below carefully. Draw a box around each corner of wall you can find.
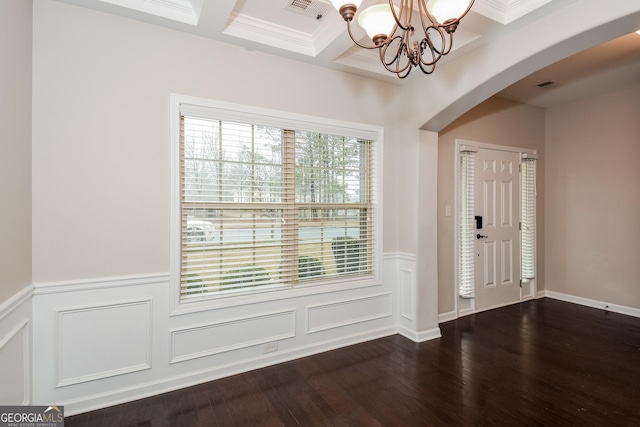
[0,286,33,405]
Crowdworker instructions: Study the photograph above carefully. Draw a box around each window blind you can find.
[179,114,376,301]
[459,150,475,298]
[521,156,536,280]
[294,130,375,282]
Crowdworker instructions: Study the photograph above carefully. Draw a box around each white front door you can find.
[474,148,521,312]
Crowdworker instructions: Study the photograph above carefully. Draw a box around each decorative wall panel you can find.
[170,309,296,363]
[56,300,152,387]
[307,293,392,334]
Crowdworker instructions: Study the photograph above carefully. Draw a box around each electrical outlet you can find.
[263,341,278,354]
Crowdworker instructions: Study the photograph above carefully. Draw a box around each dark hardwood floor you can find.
[65,298,640,426]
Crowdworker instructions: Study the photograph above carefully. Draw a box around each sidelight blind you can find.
[178,113,376,301]
[521,155,537,280]
[458,149,475,298]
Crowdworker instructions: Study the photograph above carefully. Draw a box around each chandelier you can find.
[330,0,475,78]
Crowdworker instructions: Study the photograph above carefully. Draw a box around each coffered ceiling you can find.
[55,0,640,107]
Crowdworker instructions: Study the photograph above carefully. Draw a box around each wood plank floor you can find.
[65,298,640,426]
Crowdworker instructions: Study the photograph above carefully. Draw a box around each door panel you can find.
[484,179,496,227]
[501,239,512,284]
[501,180,512,227]
[474,149,521,312]
[483,240,496,287]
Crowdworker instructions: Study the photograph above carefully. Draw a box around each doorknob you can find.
[477,234,488,239]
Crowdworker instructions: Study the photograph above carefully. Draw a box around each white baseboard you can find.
[535,290,545,299]
[398,326,441,343]
[543,291,640,318]
[438,310,457,324]
[63,326,397,415]
[458,307,475,318]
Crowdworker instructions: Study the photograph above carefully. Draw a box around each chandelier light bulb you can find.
[426,0,473,25]
[357,4,399,44]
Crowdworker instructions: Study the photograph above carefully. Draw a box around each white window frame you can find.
[170,94,384,315]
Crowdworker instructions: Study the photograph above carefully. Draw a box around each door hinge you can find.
[519,222,522,230]
[519,279,522,288]
[519,163,522,173]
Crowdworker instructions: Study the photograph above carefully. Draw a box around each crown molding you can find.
[474,0,552,25]
[99,0,202,25]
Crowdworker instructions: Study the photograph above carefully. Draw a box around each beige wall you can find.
[437,97,546,315]
[31,0,399,282]
[545,83,640,309]
[0,1,32,303]
[23,0,640,312]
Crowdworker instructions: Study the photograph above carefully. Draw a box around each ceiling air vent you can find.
[284,0,331,20]
[537,81,562,88]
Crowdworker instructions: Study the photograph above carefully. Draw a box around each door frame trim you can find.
[453,139,537,318]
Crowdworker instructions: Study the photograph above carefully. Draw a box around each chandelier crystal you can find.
[331,0,475,78]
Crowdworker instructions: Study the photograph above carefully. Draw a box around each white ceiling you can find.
[56,0,640,108]
[496,31,640,107]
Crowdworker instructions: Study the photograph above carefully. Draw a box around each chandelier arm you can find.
[423,26,450,57]
[402,28,415,65]
[418,38,442,67]
[419,27,454,67]
[419,37,442,67]
[397,65,413,79]
[389,0,413,32]
[441,33,453,55]
[418,61,436,75]
[345,20,385,50]
[387,22,401,43]
[417,0,438,31]
[385,61,413,79]
[436,30,455,56]
[379,40,413,75]
[380,36,403,66]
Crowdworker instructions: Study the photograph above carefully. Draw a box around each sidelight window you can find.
[521,154,537,280]
[458,148,476,298]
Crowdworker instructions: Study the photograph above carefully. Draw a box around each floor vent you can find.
[284,0,331,20]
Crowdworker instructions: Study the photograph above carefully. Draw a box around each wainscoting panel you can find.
[307,293,392,334]
[387,253,418,338]
[25,264,637,416]
[0,286,32,405]
[55,299,152,387]
[0,320,29,404]
[32,270,398,415]
[170,309,296,363]
[400,268,414,321]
